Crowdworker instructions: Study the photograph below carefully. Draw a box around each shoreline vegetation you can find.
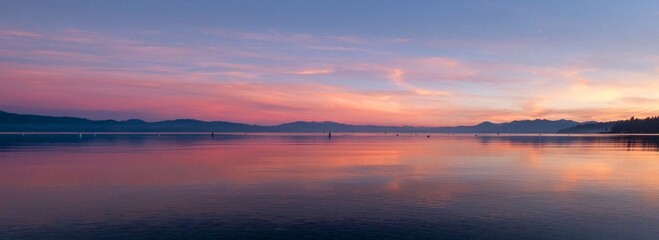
[609,116,659,133]
[1,110,657,134]
[560,116,659,134]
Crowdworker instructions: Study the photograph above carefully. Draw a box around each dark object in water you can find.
[211,132,214,138]
[328,132,332,139]
[427,135,430,138]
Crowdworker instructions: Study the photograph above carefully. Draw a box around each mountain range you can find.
[1,110,588,133]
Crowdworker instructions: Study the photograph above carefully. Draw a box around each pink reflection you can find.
[1,135,658,193]
[2,135,659,225]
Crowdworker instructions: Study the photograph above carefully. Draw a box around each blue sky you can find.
[1,1,658,125]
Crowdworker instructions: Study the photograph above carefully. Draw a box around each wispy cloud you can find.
[0,30,43,38]
[2,27,659,125]
[293,69,335,75]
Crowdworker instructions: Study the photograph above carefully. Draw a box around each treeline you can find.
[610,116,659,133]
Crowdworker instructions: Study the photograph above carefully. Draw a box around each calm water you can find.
[1,133,659,239]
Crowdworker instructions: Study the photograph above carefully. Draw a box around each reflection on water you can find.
[1,133,658,239]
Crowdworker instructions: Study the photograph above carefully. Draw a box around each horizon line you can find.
[1,109,620,128]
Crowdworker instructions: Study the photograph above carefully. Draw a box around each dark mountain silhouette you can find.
[1,110,582,133]
[428,119,580,133]
[557,121,618,133]
[557,115,659,134]
[0,110,264,132]
[609,116,659,133]
[480,119,578,133]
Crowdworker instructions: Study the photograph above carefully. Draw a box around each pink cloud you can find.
[293,68,334,75]
[388,68,452,97]
[3,28,659,125]
[0,30,43,38]
[0,62,453,125]
[395,57,479,82]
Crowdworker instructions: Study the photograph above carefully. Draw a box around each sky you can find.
[1,0,659,126]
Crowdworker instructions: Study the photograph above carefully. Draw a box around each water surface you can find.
[1,133,659,239]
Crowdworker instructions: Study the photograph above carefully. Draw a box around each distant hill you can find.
[0,110,582,133]
[479,119,579,133]
[0,110,263,132]
[557,121,617,133]
[429,119,580,133]
[557,115,659,134]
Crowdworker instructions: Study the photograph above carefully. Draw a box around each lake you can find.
[1,133,659,239]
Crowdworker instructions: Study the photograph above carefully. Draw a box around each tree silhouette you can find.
[610,115,659,133]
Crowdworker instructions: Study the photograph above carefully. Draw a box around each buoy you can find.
[211,132,215,138]
[427,135,430,138]
[328,132,332,139]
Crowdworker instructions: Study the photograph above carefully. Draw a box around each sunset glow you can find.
[2,1,659,125]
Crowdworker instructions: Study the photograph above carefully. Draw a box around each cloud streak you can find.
[2,27,659,125]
